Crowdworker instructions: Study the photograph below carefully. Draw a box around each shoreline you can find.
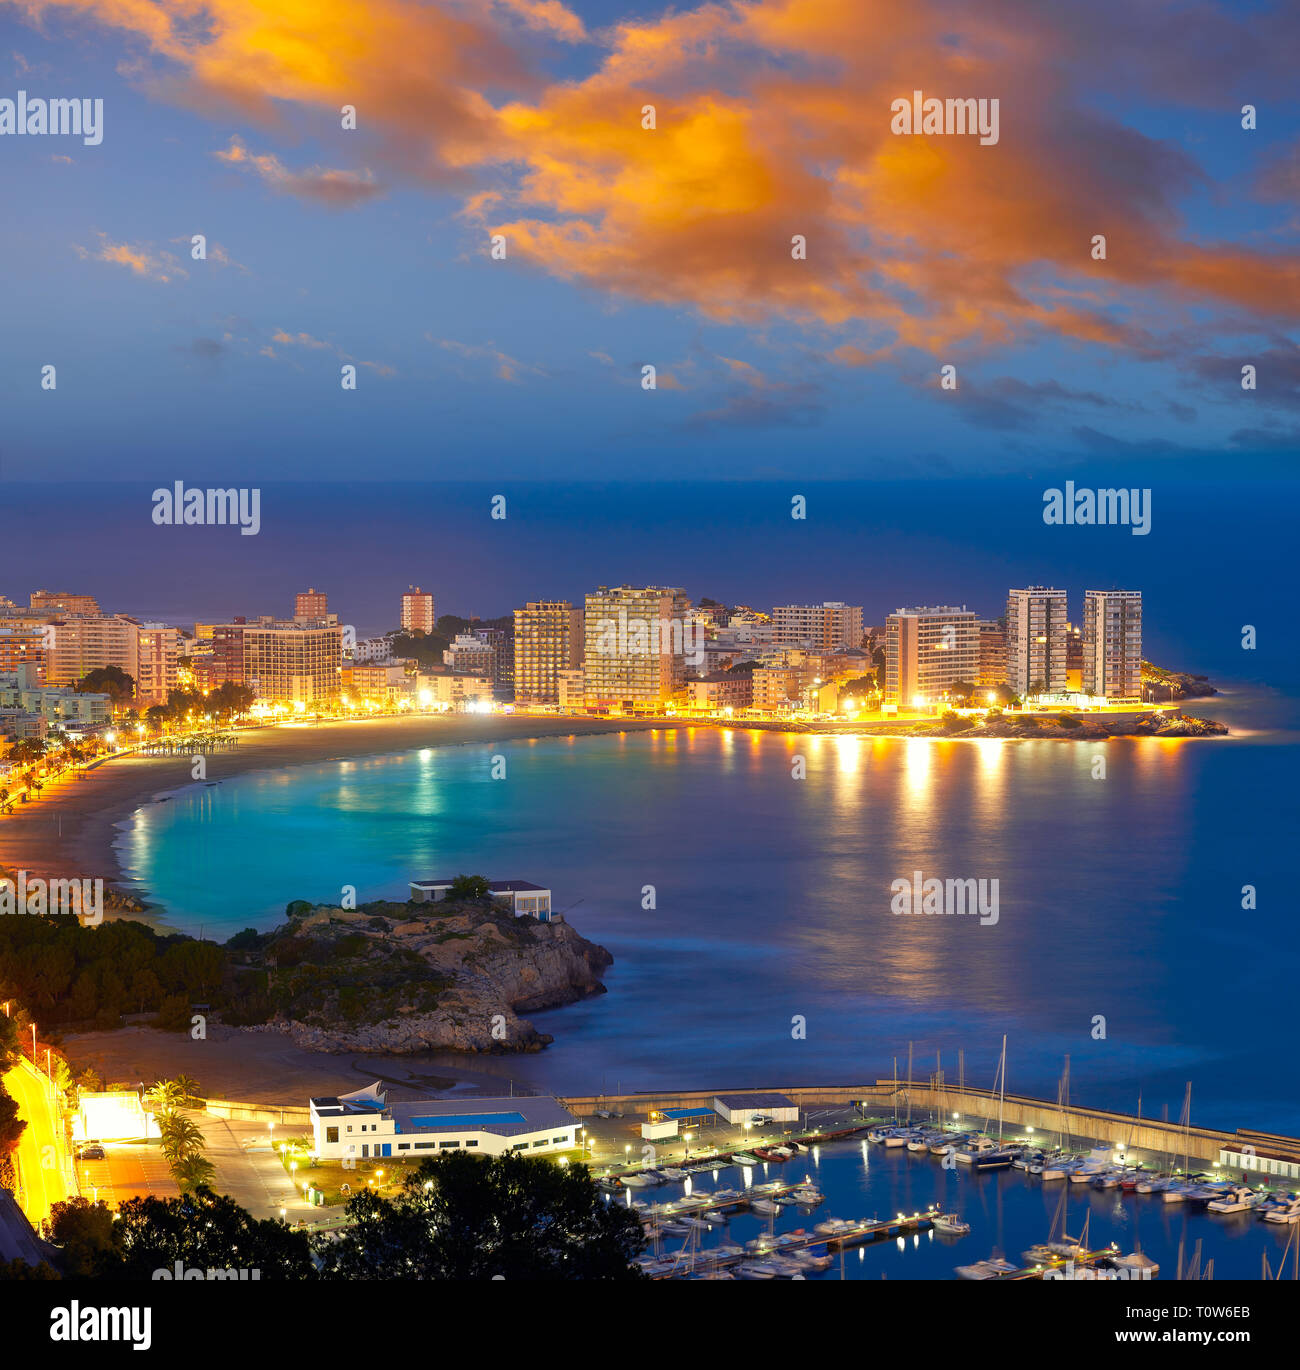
[0,714,686,895]
[0,706,1231,908]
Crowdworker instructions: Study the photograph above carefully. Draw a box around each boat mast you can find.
[906,1042,913,1127]
[998,1034,1006,1144]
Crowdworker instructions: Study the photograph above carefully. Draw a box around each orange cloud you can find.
[17,0,1300,357]
[74,231,186,282]
[214,136,381,205]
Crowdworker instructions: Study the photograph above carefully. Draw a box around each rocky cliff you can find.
[245,899,612,1054]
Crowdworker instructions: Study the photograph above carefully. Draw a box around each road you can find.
[3,1057,77,1229]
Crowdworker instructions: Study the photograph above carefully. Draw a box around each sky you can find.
[0,0,1297,484]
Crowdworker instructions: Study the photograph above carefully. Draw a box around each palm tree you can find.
[158,1114,205,1163]
[173,1074,202,1108]
[172,1154,216,1193]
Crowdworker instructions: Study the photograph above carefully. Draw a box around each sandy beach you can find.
[0,713,683,895]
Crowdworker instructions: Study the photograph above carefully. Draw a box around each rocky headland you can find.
[237,897,612,1054]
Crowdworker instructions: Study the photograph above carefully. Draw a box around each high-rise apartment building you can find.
[772,601,864,652]
[30,590,100,616]
[1083,590,1143,700]
[135,623,181,705]
[583,586,693,706]
[514,601,585,703]
[884,607,979,704]
[294,588,329,622]
[242,623,342,705]
[0,621,48,683]
[977,620,1007,687]
[401,586,435,635]
[1006,587,1069,697]
[44,615,141,688]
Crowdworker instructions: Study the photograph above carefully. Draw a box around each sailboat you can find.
[957,1035,1018,1168]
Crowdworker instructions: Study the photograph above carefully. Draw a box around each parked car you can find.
[75,1143,105,1161]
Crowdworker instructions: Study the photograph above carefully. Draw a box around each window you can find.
[345,1124,353,1133]
[397,1143,410,1152]
[533,1140,548,1148]
[439,1140,459,1149]
[414,1142,435,1150]
[465,1140,478,1148]
[326,1127,339,1144]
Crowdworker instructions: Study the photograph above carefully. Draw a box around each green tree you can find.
[448,874,491,901]
[54,1188,314,1280]
[47,1197,116,1278]
[0,1083,26,1161]
[172,1154,216,1193]
[317,1152,645,1280]
[76,665,135,703]
[158,1113,205,1163]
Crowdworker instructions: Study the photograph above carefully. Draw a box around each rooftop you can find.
[714,1092,797,1110]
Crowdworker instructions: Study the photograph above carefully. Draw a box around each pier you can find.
[562,1082,1300,1170]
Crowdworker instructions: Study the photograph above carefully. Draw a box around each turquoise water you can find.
[118,686,1299,1134]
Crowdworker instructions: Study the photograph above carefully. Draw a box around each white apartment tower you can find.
[884,607,979,704]
[583,586,692,706]
[1083,590,1143,700]
[1005,587,1069,697]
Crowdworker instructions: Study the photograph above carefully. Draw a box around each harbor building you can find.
[1083,589,1143,701]
[771,601,863,653]
[514,601,585,704]
[408,877,554,919]
[713,1093,800,1125]
[1005,586,1069,697]
[884,607,979,705]
[309,1084,578,1160]
[583,585,693,708]
[401,586,435,635]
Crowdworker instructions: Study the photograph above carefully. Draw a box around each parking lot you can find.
[75,1142,179,1208]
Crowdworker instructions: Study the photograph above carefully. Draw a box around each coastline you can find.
[0,714,686,896]
[0,706,1229,911]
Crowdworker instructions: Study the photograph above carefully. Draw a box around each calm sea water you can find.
[613,1137,1299,1281]
[118,684,1299,1136]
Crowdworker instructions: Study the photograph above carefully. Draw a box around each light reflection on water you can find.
[119,710,1298,1133]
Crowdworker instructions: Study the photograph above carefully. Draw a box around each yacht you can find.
[1264,1194,1300,1224]
[931,1213,972,1235]
[955,1256,1018,1280]
[1207,1185,1256,1214]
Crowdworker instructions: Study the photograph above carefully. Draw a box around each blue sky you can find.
[0,0,1296,483]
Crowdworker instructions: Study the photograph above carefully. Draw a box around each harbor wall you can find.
[558,1082,1293,1167]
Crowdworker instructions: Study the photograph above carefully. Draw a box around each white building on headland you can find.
[408,878,553,919]
[309,1083,578,1161]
